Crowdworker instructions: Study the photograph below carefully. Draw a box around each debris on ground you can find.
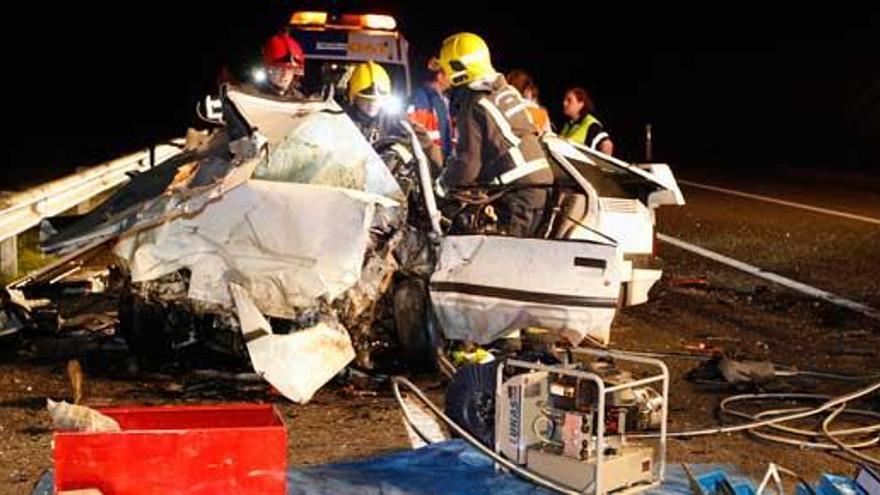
[66,359,83,404]
[717,357,777,385]
[680,339,724,356]
[47,399,120,432]
[670,276,711,289]
[687,356,777,386]
[190,369,263,383]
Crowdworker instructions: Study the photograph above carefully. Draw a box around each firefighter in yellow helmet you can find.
[435,33,554,237]
[345,61,442,185]
[344,61,397,144]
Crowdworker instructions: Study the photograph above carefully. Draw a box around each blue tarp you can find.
[288,440,553,495]
[287,441,750,495]
[34,440,751,494]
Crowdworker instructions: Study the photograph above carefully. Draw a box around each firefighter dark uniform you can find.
[436,33,553,237]
[346,102,400,145]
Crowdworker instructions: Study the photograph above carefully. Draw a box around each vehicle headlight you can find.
[251,67,267,84]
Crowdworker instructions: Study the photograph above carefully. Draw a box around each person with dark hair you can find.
[407,59,454,160]
[560,87,613,155]
[506,70,552,134]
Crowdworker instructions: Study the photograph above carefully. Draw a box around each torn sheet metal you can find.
[342,239,401,369]
[43,88,402,256]
[43,153,259,255]
[544,134,684,203]
[640,164,686,208]
[114,180,398,319]
[227,89,403,201]
[229,283,355,403]
[225,90,335,147]
[429,235,623,345]
[40,123,256,255]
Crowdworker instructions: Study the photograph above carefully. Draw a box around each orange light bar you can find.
[361,14,397,30]
[339,13,397,30]
[290,11,328,26]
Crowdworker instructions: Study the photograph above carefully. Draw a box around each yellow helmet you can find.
[437,32,495,87]
[347,61,391,102]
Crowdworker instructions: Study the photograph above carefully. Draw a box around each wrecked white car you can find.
[427,137,684,349]
[6,86,683,402]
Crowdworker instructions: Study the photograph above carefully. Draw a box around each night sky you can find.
[3,2,878,188]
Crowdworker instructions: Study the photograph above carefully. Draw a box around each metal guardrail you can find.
[0,143,182,244]
[0,141,183,278]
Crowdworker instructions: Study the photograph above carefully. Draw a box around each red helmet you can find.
[263,33,305,70]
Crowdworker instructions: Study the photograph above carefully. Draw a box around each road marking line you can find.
[658,233,880,321]
[679,180,880,226]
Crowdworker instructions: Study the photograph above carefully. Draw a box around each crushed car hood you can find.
[39,87,404,403]
[42,87,403,255]
[115,180,398,319]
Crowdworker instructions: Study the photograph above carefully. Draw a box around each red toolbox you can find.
[53,403,288,494]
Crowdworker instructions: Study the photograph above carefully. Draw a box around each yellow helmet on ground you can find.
[347,61,391,102]
[436,32,495,87]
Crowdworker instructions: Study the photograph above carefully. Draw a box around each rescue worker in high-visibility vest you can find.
[560,87,613,155]
[407,60,454,160]
[435,33,554,237]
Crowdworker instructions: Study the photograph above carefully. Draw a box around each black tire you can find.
[393,278,440,372]
[444,361,500,447]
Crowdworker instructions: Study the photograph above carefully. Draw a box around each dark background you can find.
[3,1,878,188]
